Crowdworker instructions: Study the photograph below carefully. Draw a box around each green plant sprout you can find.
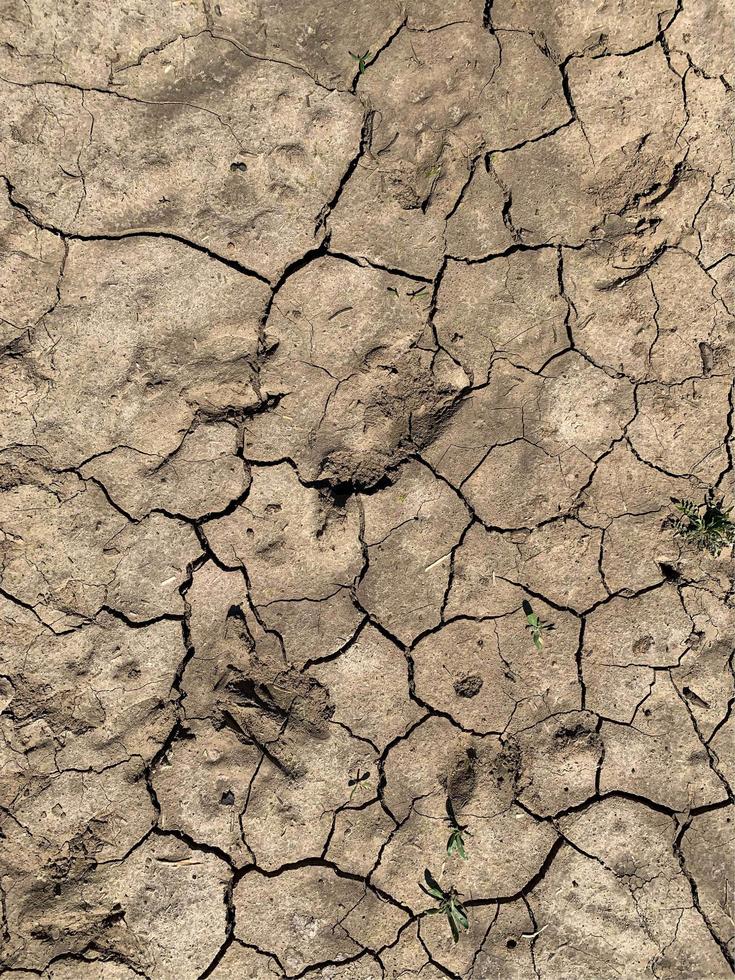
[522,600,554,651]
[667,492,735,557]
[420,869,470,943]
[349,50,371,73]
[445,797,471,859]
[347,768,370,801]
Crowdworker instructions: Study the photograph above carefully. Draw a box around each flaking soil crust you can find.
[1,0,734,977]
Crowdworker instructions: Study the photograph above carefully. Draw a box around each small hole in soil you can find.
[327,484,353,508]
[506,939,517,949]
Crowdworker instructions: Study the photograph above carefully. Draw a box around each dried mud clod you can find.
[0,0,734,977]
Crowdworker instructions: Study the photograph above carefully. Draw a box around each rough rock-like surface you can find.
[1,1,733,977]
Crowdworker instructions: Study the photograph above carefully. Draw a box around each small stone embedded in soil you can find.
[454,674,484,698]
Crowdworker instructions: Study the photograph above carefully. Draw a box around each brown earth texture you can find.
[1,0,735,977]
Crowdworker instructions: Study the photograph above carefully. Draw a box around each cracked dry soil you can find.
[0,0,734,977]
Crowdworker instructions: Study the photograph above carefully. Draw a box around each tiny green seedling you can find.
[347,768,370,800]
[349,50,371,74]
[420,869,470,943]
[445,797,471,859]
[522,600,554,651]
[667,492,735,557]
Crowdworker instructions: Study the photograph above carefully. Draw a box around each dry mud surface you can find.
[1,0,734,978]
